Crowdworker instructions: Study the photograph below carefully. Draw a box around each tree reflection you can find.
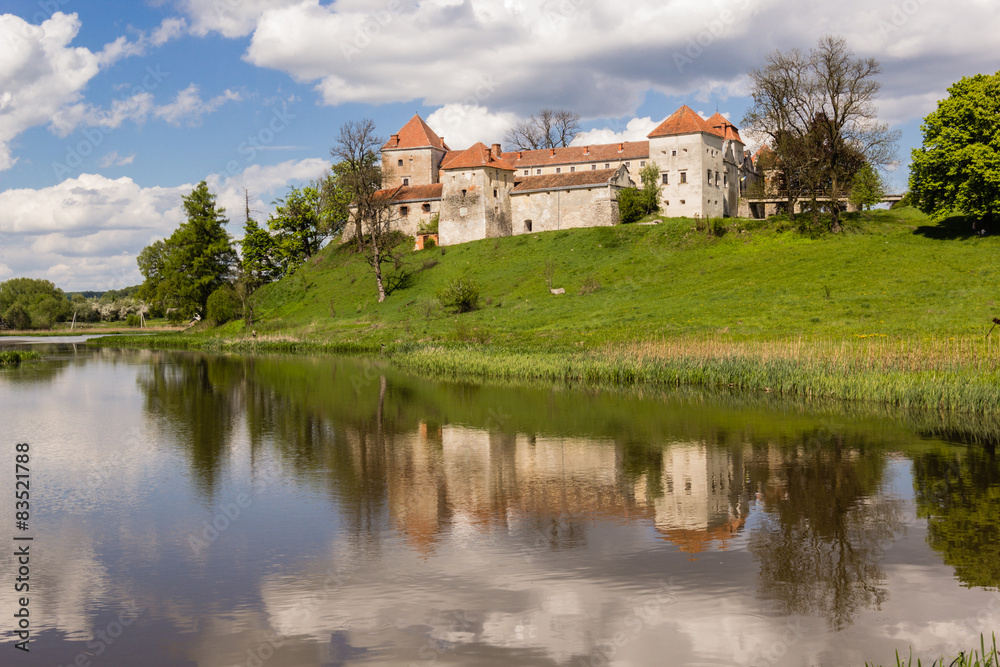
[747,434,902,630]
[137,352,239,498]
[913,441,1000,589]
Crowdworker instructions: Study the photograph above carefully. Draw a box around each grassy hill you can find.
[100,207,1000,413]
[219,207,997,348]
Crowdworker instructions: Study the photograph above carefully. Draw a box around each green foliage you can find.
[617,187,644,224]
[0,350,41,365]
[639,162,662,215]
[138,181,236,318]
[268,184,328,276]
[0,277,71,330]
[419,214,440,235]
[126,313,141,327]
[910,70,1000,228]
[437,275,480,313]
[850,164,887,211]
[206,285,241,325]
[239,218,280,286]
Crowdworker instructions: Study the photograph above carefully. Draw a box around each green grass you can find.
[868,634,999,667]
[0,350,41,365]
[91,208,1000,412]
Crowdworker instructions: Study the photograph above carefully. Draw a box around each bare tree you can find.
[330,119,402,303]
[743,36,899,232]
[503,108,581,150]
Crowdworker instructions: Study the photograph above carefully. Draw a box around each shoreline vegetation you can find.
[84,207,1000,417]
[868,634,999,667]
[0,350,41,365]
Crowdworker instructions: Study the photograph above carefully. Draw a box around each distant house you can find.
[362,106,760,246]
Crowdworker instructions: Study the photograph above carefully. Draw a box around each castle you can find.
[375,105,759,246]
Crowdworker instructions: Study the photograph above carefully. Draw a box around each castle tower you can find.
[381,115,450,189]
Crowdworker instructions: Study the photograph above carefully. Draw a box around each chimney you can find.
[492,143,502,158]
[486,148,493,162]
[584,146,589,155]
[518,151,523,159]
[391,134,399,147]
[618,143,624,152]
[550,148,556,157]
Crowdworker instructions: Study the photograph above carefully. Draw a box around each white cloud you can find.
[151,17,188,46]
[571,117,659,147]
[425,105,518,150]
[99,151,136,168]
[154,84,242,126]
[180,0,303,38]
[0,159,327,290]
[0,12,102,171]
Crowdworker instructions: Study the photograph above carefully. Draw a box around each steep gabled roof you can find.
[511,168,622,193]
[706,112,745,144]
[647,105,716,138]
[383,115,449,151]
[504,141,649,169]
[440,142,515,171]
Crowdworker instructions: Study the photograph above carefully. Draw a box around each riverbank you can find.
[90,208,1000,414]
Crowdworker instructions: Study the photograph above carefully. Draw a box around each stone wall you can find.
[511,185,619,235]
[439,167,513,246]
[382,147,447,188]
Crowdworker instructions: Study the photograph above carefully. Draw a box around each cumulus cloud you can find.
[425,105,518,150]
[228,0,999,130]
[571,117,659,147]
[180,0,303,38]
[0,159,328,290]
[99,151,136,168]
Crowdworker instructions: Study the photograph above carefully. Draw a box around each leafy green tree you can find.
[910,70,1000,229]
[268,184,329,276]
[239,218,279,286]
[639,162,662,215]
[138,181,236,318]
[849,163,886,211]
[617,188,644,223]
[0,277,71,330]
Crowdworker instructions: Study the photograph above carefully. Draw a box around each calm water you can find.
[1,342,999,667]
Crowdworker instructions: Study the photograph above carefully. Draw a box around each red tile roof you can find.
[383,115,449,151]
[440,142,515,171]
[503,141,648,169]
[705,112,745,144]
[511,168,623,193]
[647,105,717,138]
[375,183,443,203]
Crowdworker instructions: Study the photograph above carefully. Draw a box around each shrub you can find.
[423,236,437,249]
[3,305,31,330]
[166,309,186,324]
[437,276,480,313]
[126,314,141,327]
[617,187,644,224]
[206,285,241,324]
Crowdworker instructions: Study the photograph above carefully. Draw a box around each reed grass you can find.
[0,350,41,365]
[867,634,999,667]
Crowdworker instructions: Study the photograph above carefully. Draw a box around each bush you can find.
[423,236,437,249]
[437,276,480,313]
[3,305,31,330]
[126,314,141,327]
[206,285,241,325]
[166,309,186,324]
[617,188,644,224]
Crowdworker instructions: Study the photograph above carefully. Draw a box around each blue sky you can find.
[0,0,995,291]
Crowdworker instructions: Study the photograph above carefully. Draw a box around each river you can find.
[1,341,998,666]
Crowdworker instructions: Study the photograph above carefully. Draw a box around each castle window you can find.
[398,159,403,167]
[640,161,646,167]
[724,173,728,186]
[570,166,576,172]
[403,178,409,186]
[707,169,712,183]
[536,169,542,175]
[625,162,631,168]
[422,203,431,212]
[680,172,687,184]
[461,189,467,198]
[399,206,408,216]
[662,173,669,185]
[493,189,498,197]
[715,171,720,186]
[604,163,610,169]
[665,201,669,206]
[525,219,532,232]
[591,164,596,170]
[680,199,686,204]
[524,169,529,176]
[556,167,561,174]
[671,150,677,156]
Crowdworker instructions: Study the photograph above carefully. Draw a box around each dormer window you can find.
[604,163,610,169]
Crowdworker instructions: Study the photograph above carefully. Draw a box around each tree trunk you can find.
[370,235,386,303]
[829,176,842,233]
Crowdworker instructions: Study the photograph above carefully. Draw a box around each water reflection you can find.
[913,441,1000,589]
[2,347,998,665]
